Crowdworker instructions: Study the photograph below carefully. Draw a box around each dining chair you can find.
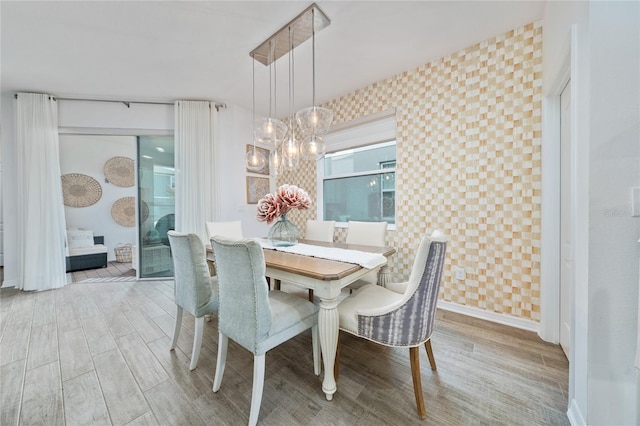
[335,230,447,419]
[345,220,387,290]
[167,231,219,371]
[305,219,336,242]
[303,220,336,301]
[205,220,243,275]
[210,236,321,426]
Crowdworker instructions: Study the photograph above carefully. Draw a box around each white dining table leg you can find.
[318,295,340,400]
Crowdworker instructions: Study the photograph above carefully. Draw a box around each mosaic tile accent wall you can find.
[280,22,543,321]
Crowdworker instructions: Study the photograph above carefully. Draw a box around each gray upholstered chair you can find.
[210,236,321,426]
[345,220,387,290]
[336,230,447,419]
[167,231,218,371]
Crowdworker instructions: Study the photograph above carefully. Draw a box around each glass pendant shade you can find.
[246,147,266,172]
[296,105,333,136]
[300,133,326,160]
[269,149,282,177]
[254,117,288,144]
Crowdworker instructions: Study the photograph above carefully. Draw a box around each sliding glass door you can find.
[137,136,174,278]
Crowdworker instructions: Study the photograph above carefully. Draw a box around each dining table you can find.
[262,239,395,400]
[207,238,396,400]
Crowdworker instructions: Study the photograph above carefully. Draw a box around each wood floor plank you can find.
[32,290,57,327]
[26,323,58,370]
[116,332,169,391]
[21,361,64,426]
[62,370,111,426]
[0,359,26,426]
[124,411,159,426]
[58,327,93,381]
[81,315,118,356]
[143,379,206,426]
[121,309,165,344]
[0,321,30,366]
[93,348,149,425]
[101,308,136,338]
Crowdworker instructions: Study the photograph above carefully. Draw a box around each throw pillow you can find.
[67,229,94,249]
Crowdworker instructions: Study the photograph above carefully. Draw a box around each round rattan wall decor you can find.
[61,173,102,207]
[111,197,136,227]
[104,156,134,187]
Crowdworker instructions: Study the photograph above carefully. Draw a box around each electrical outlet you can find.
[455,267,465,280]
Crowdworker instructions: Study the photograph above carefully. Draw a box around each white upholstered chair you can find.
[210,236,321,426]
[167,231,218,371]
[336,230,447,419]
[345,221,388,290]
[305,219,336,243]
[303,220,336,301]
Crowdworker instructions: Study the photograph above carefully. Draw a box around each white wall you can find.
[59,135,137,261]
[543,1,640,424]
[216,103,272,239]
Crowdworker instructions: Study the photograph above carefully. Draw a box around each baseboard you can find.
[567,398,586,426]
[1,279,16,289]
[437,300,540,333]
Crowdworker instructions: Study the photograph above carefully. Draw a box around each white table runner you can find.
[258,239,387,270]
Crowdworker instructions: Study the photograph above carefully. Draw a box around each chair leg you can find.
[170,305,183,350]
[312,324,320,376]
[308,289,314,302]
[212,332,228,392]
[249,354,266,426]
[333,335,340,381]
[424,339,437,370]
[189,316,205,370]
[409,346,427,419]
[274,279,281,290]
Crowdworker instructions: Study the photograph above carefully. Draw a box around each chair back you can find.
[210,236,272,353]
[359,232,447,346]
[206,220,243,241]
[167,231,217,317]
[305,220,335,242]
[346,221,387,247]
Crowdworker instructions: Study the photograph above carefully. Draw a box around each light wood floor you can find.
[0,280,569,425]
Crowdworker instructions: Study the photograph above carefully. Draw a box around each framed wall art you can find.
[245,144,270,175]
[246,176,270,204]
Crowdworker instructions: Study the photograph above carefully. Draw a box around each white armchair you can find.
[345,221,387,290]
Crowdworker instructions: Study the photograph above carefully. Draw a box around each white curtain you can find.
[174,101,220,245]
[16,93,68,291]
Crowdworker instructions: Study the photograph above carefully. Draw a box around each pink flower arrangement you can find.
[256,184,311,224]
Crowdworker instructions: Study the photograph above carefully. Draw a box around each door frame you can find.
[540,30,573,344]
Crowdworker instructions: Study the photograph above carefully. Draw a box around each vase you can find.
[268,213,300,247]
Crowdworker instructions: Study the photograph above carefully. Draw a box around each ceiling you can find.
[1,1,545,117]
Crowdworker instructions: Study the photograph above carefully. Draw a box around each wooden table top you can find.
[207,239,395,281]
[264,239,395,281]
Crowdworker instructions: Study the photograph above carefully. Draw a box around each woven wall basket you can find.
[111,197,136,227]
[104,156,134,187]
[61,173,103,207]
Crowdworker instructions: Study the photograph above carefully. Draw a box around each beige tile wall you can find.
[280,21,543,321]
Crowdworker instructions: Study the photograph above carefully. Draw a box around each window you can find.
[321,141,396,224]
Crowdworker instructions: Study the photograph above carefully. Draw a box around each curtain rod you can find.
[14,94,227,111]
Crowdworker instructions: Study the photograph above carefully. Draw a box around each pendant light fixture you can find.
[296,6,333,160]
[246,54,266,172]
[249,3,332,171]
[254,41,287,145]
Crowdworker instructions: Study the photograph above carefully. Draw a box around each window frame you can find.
[316,110,397,230]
